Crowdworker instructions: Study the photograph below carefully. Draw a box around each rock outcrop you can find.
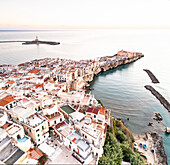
[150,132,168,165]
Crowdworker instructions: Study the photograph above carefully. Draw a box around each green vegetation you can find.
[99,118,145,165]
[98,127,123,165]
[97,99,105,108]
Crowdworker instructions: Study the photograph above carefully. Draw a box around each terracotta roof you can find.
[2,122,12,130]
[6,80,15,85]
[1,87,9,90]
[28,69,40,74]
[0,99,9,106]
[3,95,16,102]
[86,107,100,115]
[34,84,43,88]
[55,121,65,130]
[12,69,17,72]
[99,108,105,115]
[27,148,43,160]
[0,95,16,106]
[17,73,23,75]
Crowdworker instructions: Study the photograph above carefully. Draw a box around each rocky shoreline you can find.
[145,85,170,112]
[134,132,168,165]
[143,69,159,83]
[150,132,168,165]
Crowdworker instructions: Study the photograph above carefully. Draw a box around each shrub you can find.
[120,143,133,162]
[130,152,145,165]
[116,129,128,143]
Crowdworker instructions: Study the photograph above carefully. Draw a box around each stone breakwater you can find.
[145,85,170,112]
[143,69,159,83]
[150,132,168,165]
[0,40,60,45]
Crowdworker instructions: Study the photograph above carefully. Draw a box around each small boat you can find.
[143,144,147,150]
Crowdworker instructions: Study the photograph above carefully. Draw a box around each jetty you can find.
[145,85,170,112]
[143,69,159,83]
[0,36,60,46]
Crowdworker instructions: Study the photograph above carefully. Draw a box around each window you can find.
[6,105,9,110]
[36,129,39,132]
[10,103,13,108]
[35,108,37,111]
[94,115,96,118]
[29,129,31,132]
[17,118,19,120]
[38,139,40,141]
[60,118,62,122]
[54,121,56,124]
[38,106,41,111]
[85,135,87,139]
[42,126,44,130]
[44,135,46,138]
[38,134,40,137]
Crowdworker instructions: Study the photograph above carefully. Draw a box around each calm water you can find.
[0,29,170,164]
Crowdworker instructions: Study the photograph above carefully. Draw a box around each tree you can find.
[120,142,133,162]
[99,132,123,165]
[130,152,145,165]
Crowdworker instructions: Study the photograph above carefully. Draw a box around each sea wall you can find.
[145,85,170,112]
[143,69,159,83]
[99,54,144,73]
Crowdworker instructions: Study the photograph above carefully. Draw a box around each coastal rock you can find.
[150,132,168,165]
[148,122,153,126]
[153,112,163,121]
[165,127,170,134]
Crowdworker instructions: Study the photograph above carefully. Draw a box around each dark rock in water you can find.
[127,118,129,120]
[148,122,153,126]
[150,133,168,165]
[153,112,163,121]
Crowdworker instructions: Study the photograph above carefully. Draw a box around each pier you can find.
[143,69,159,83]
[0,36,60,46]
[145,85,170,112]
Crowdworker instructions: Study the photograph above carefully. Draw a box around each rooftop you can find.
[27,148,43,160]
[82,124,100,139]
[0,95,16,106]
[60,105,75,115]
[25,113,46,128]
[86,107,100,115]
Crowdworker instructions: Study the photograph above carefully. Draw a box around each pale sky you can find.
[0,0,170,29]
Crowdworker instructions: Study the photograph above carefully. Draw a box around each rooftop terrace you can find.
[60,105,75,115]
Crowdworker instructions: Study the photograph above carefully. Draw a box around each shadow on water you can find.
[89,61,135,87]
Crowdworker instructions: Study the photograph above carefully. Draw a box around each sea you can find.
[0,29,170,164]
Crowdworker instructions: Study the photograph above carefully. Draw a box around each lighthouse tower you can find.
[35,36,39,41]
